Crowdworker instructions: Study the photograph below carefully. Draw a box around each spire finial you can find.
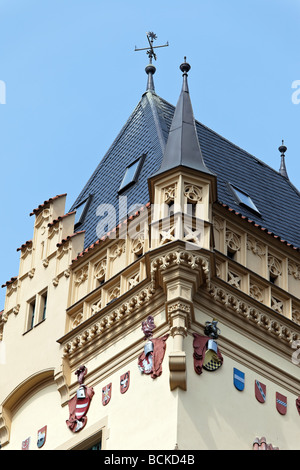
[180,57,191,92]
[278,140,289,179]
[135,32,169,92]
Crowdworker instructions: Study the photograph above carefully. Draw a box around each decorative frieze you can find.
[271,296,284,315]
[213,216,224,232]
[226,229,241,253]
[94,258,106,282]
[131,236,144,256]
[292,309,300,325]
[74,267,88,286]
[249,284,264,303]
[247,236,266,258]
[108,286,120,303]
[184,184,202,203]
[288,261,300,280]
[164,184,176,204]
[109,241,126,261]
[91,297,102,316]
[128,272,140,289]
[71,312,84,329]
[228,271,241,289]
[207,282,299,345]
[63,280,156,356]
[268,255,282,277]
[159,225,176,245]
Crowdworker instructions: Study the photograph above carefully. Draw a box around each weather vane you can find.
[135,31,169,63]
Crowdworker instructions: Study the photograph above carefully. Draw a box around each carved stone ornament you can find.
[184,184,202,203]
[66,365,94,433]
[138,315,169,379]
[268,255,282,277]
[164,184,176,204]
[225,229,241,252]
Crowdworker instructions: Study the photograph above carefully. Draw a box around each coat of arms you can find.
[138,316,168,379]
[192,319,223,374]
[276,392,287,415]
[22,437,30,450]
[120,371,130,394]
[233,368,245,391]
[255,380,266,403]
[102,383,112,405]
[66,365,95,433]
[37,426,47,448]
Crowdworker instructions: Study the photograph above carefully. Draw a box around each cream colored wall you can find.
[3,340,177,450]
[5,382,66,450]
[178,337,300,450]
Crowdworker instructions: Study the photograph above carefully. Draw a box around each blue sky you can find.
[0,0,299,308]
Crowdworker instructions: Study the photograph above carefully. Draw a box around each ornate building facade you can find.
[0,48,300,450]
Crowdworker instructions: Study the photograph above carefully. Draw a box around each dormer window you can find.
[74,195,92,227]
[229,184,260,215]
[118,154,146,193]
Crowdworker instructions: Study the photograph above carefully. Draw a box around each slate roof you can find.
[70,69,300,251]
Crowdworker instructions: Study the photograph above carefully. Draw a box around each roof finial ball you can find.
[180,57,191,92]
[278,139,287,155]
[180,56,191,74]
[278,139,289,179]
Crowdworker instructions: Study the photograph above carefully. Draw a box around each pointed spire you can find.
[152,57,213,177]
[278,140,289,179]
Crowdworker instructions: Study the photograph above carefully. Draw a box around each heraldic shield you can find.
[138,335,169,378]
[138,315,169,379]
[233,368,245,391]
[66,365,95,433]
[276,392,287,415]
[102,383,112,405]
[192,333,223,374]
[120,371,130,394]
[22,437,30,450]
[255,380,266,403]
[37,426,47,448]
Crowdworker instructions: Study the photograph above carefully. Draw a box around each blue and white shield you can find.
[233,368,245,391]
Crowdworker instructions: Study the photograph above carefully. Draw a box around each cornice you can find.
[203,279,300,356]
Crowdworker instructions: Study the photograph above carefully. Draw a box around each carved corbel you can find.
[167,300,192,391]
[54,370,70,406]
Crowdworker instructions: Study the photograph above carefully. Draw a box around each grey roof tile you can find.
[71,88,300,251]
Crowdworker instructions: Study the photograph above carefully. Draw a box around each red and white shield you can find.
[102,383,112,406]
[66,385,94,433]
[276,392,287,415]
[255,380,266,403]
[75,396,91,420]
[120,371,130,394]
[22,437,30,450]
